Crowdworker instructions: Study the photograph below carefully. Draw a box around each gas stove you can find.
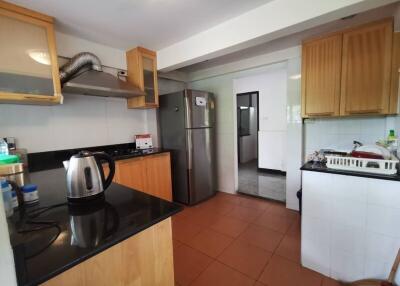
[106,148,143,157]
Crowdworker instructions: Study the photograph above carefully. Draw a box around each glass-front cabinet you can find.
[126,47,159,108]
[0,1,62,105]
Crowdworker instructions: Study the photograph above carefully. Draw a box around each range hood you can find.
[59,52,145,98]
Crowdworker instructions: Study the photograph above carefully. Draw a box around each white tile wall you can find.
[0,94,148,153]
[303,116,400,158]
[302,171,400,284]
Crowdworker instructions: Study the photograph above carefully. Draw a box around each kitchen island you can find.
[8,168,182,286]
[300,162,400,284]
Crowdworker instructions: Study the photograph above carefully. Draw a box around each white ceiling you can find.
[8,0,273,51]
[179,2,400,73]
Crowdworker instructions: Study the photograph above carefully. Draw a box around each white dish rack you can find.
[326,155,399,175]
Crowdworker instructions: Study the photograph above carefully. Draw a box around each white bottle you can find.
[0,138,8,155]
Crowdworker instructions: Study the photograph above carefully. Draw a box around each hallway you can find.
[238,160,286,202]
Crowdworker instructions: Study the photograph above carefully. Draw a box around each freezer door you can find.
[184,89,215,128]
[186,128,216,204]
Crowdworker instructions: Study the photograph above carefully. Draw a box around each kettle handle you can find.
[94,152,115,191]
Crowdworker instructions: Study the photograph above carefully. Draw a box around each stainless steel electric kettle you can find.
[63,151,115,201]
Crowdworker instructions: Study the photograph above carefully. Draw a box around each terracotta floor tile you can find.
[210,200,237,215]
[172,217,202,244]
[209,216,249,238]
[195,199,236,216]
[239,224,283,252]
[215,192,242,205]
[239,196,272,211]
[226,205,264,223]
[172,206,199,221]
[173,244,213,286]
[259,255,323,286]
[322,277,346,286]
[173,239,184,251]
[254,212,295,234]
[286,216,301,238]
[188,228,234,258]
[265,203,299,219]
[254,282,266,286]
[191,261,255,286]
[275,235,301,263]
[218,239,272,280]
[186,208,224,228]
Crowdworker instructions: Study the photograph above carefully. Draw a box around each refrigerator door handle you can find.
[186,130,193,170]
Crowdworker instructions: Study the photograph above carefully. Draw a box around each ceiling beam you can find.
[157,0,398,72]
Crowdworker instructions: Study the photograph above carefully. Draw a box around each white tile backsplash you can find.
[0,94,148,153]
[304,116,396,157]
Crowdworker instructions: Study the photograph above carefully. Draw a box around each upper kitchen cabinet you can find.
[301,18,395,118]
[340,19,393,115]
[301,34,342,117]
[126,47,159,109]
[0,1,62,105]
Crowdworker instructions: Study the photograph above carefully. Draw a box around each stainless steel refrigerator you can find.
[159,89,216,205]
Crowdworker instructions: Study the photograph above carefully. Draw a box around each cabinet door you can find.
[114,158,146,192]
[142,53,158,106]
[340,19,393,115]
[301,34,342,117]
[0,3,62,104]
[126,47,158,109]
[144,153,172,201]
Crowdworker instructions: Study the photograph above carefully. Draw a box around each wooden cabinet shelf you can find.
[126,47,159,109]
[301,18,396,118]
[0,0,63,105]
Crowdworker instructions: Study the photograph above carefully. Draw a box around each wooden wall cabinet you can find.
[301,18,395,118]
[301,34,342,117]
[340,19,393,115]
[106,153,172,202]
[0,1,62,105]
[126,47,159,109]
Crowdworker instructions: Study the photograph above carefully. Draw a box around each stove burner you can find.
[106,148,143,157]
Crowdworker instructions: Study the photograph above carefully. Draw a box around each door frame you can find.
[236,91,259,165]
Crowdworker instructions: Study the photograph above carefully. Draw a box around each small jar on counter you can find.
[22,184,39,204]
[1,179,14,217]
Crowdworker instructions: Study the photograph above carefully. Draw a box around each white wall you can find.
[285,57,303,210]
[241,66,288,171]
[234,65,288,171]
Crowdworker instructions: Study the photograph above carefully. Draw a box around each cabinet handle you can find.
[306,112,334,116]
[23,96,52,101]
[347,109,382,114]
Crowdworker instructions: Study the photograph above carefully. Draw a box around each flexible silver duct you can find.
[59,52,103,84]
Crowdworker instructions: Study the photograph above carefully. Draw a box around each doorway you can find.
[236,91,286,202]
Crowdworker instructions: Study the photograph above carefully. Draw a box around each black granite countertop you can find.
[301,161,400,181]
[8,168,182,286]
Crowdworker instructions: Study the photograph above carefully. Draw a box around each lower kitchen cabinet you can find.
[142,153,173,201]
[114,157,146,192]
[105,152,172,201]
[41,218,174,286]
